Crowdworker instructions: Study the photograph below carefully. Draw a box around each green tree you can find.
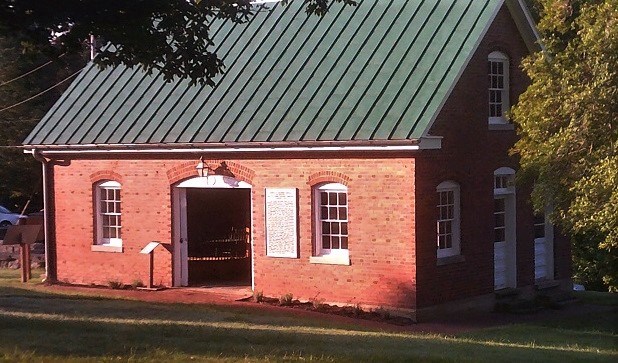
[0,1,354,211]
[0,0,356,86]
[512,0,617,290]
[0,34,86,211]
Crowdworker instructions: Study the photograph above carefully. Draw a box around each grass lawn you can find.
[0,269,616,362]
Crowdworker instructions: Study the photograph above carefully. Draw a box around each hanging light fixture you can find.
[195,156,212,177]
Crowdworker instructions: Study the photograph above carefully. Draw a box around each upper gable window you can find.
[488,51,510,126]
[494,167,516,195]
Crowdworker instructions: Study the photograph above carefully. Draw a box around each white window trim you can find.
[94,180,123,250]
[488,51,510,125]
[311,182,350,266]
[493,167,516,195]
[436,181,461,259]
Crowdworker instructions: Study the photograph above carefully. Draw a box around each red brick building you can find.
[23,0,571,318]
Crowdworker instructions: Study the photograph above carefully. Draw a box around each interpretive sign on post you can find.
[139,241,161,290]
[1,225,42,283]
[140,241,160,255]
[265,188,298,258]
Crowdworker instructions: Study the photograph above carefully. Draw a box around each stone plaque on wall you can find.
[265,188,298,258]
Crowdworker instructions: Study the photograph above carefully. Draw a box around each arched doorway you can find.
[173,175,252,287]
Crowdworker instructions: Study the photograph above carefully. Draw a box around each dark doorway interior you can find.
[186,188,251,286]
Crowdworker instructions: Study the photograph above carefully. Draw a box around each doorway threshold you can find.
[177,285,253,302]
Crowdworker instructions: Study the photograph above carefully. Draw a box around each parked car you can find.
[0,205,26,228]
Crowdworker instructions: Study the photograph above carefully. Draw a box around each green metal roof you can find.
[24,0,505,148]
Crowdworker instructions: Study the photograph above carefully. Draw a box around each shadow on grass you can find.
[0,310,615,362]
[0,284,616,362]
[0,285,358,330]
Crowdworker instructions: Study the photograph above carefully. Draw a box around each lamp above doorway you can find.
[195,157,214,178]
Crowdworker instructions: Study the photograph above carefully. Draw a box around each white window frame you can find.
[94,180,123,250]
[310,182,350,265]
[493,167,516,195]
[436,181,461,259]
[488,51,510,125]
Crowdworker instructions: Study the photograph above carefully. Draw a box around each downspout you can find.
[31,149,55,282]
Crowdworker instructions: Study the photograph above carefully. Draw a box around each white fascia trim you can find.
[25,145,421,156]
[516,0,543,47]
[506,0,544,52]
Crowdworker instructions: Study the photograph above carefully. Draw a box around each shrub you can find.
[311,298,326,311]
[253,290,264,303]
[572,232,617,292]
[131,279,145,289]
[374,306,390,320]
[279,293,293,306]
[108,280,123,289]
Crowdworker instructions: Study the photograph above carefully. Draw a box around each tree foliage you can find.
[0,35,86,211]
[512,0,617,290]
[0,0,355,211]
[0,0,356,86]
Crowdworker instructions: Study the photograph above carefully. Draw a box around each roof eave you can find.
[23,139,423,154]
[505,0,544,53]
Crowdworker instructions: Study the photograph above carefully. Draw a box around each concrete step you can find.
[494,287,521,300]
[535,279,561,291]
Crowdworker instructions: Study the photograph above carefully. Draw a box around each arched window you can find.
[436,181,461,258]
[95,180,122,248]
[488,51,510,124]
[310,182,350,265]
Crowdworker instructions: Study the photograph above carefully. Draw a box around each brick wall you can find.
[413,5,571,308]
[54,159,174,287]
[52,155,417,309]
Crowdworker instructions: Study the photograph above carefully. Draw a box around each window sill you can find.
[437,254,465,266]
[91,245,123,253]
[310,255,350,266]
[488,123,515,131]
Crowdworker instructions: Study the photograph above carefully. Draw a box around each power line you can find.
[0,53,66,87]
[0,69,81,113]
[0,60,53,86]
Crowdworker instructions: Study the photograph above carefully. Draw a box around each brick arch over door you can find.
[89,170,123,184]
[307,171,351,187]
[166,160,255,185]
